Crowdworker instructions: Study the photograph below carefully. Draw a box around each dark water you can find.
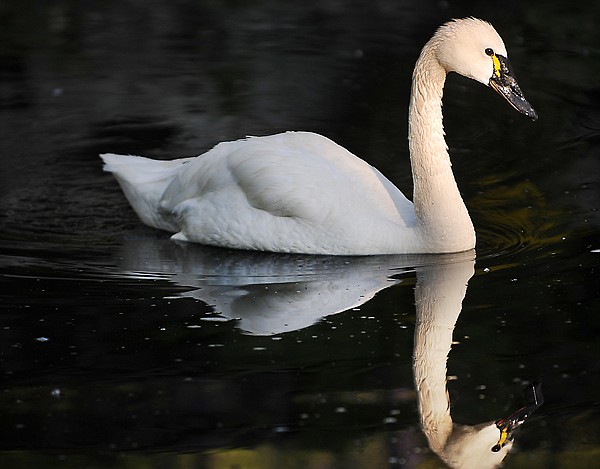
[1,1,599,468]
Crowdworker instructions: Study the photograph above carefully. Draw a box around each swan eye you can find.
[485,48,495,56]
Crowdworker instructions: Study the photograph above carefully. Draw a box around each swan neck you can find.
[408,46,447,165]
[408,42,475,252]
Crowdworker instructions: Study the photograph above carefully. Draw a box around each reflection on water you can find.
[1,1,600,468]
[119,242,542,468]
[412,256,540,468]
[118,238,408,335]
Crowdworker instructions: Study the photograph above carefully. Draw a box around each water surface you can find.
[1,1,599,468]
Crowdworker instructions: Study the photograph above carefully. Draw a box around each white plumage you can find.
[101,18,535,255]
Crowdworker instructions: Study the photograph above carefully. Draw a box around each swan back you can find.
[433,18,507,85]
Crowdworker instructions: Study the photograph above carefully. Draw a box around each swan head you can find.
[434,18,537,120]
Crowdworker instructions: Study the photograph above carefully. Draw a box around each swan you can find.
[101,17,536,255]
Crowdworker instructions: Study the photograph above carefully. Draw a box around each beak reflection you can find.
[492,382,543,452]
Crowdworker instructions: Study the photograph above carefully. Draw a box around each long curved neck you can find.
[408,42,475,252]
[412,259,474,454]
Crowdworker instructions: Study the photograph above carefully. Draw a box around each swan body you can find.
[101,18,536,255]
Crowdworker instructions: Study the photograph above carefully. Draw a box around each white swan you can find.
[101,18,536,255]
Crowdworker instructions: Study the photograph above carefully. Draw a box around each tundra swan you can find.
[101,18,536,255]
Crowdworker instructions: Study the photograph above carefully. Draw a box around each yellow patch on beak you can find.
[491,423,511,452]
[492,54,502,78]
[497,426,510,447]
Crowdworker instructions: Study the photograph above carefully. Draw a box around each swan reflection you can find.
[119,238,410,335]
[118,238,540,467]
[412,255,541,468]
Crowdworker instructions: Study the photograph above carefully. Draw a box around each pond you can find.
[1,1,599,468]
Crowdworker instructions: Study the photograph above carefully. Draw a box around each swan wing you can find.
[164,131,411,218]
[111,132,415,254]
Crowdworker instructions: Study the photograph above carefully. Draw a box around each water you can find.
[1,1,599,468]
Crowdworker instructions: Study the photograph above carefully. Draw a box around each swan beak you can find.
[491,382,543,452]
[489,53,538,121]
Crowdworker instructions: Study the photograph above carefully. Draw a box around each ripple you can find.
[476,218,552,259]
[469,178,566,262]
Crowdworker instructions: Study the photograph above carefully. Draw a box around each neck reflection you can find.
[117,240,537,467]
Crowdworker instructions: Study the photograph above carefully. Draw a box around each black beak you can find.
[489,53,538,121]
[491,382,543,452]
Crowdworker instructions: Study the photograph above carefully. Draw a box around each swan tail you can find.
[100,153,187,232]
